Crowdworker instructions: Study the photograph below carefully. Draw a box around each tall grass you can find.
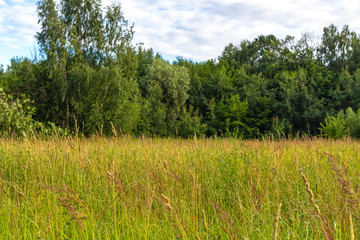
[0,136,359,239]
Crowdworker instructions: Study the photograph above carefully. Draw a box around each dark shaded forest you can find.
[1,0,360,139]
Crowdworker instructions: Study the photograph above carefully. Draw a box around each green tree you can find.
[136,45,155,80]
[176,59,218,117]
[37,0,70,128]
[344,107,360,138]
[176,106,207,138]
[61,0,103,65]
[36,0,140,135]
[214,94,250,137]
[3,58,50,123]
[68,65,140,135]
[139,59,190,135]
[329,69,360,112]
[317,24,357,72]
[0,65,4,87]
[274,69,324,134]
[232,67,272,136]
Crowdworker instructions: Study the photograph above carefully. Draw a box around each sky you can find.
[1,0,360,67]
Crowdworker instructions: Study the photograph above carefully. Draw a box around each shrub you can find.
[0,88,69,138]
[176,106,207,138]
[345,107,360,138]
[0,88,38,137]
[320,112,348,139]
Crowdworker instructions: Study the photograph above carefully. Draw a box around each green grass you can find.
[0,136,359,239]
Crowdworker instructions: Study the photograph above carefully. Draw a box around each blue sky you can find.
[1,0,360,67]
[0,0,39,67]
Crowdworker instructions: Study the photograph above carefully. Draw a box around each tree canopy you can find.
[2,0,360,139]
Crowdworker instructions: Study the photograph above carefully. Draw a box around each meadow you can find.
[0,136,359,239]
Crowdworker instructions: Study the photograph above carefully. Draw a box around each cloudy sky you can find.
[1,0,360,67]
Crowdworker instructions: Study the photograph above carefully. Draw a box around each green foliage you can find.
[138,59,190,135]
[8,6,360,139]
[329,69,360,111]
[274,69,324,134]
[204,97,218,135]
[233,67,273,136]
[267,116,291,139]
[321,107,360,139]
[0,88,69,138]
[176,106,207,138]
[320,107,360,139]
[0,88,37,137]
[36,0,140,135]
[4,58,51,123]
[68,65,140,135]
[318,24,357,72]
[345,107,360,138]
[136,45,155,79]
[37,121,71,137]
[137,97,167,136]
[214,94,251,137]
[320,112,348,139]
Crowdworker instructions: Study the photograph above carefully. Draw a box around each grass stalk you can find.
[273,202,282,240]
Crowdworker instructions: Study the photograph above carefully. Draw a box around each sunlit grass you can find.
[0,136,359,239]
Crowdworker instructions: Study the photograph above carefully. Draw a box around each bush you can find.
[36,122,71,138]
[0,88,38,137]
[0,88,69,138]
[176,106,207,138]
[345,107,360,138]
[320,107,360,139]
[320,112,348,139]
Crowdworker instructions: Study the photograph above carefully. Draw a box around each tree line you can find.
[1,0,360,138]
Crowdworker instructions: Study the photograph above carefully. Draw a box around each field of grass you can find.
[0,136,359,239]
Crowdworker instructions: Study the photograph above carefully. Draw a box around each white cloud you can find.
[1,0,360,66]
[119,0,360,61]
[0,0,39,49]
